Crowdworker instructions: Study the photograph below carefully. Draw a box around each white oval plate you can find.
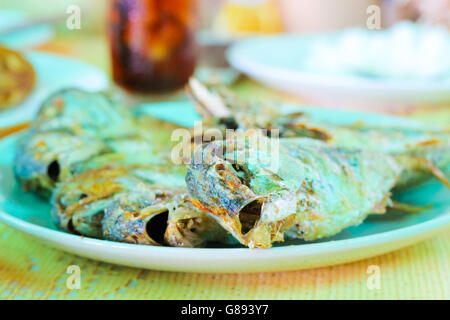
[227,33,450,111]
[0,51,109,128]
[1,102,449,273]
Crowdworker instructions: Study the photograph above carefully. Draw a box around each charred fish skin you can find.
[186,137,403,248]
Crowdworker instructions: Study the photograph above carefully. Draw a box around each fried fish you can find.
[185,134,443,248]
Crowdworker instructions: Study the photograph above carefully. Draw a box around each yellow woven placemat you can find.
[0,222,448,300]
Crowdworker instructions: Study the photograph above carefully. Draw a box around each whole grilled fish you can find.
[185,135,431,248]
[13,88,191,196]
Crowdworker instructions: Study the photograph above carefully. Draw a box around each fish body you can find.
[33,88,137,139]
[283,124,450,189]
[51,167,145,237]
[186,136,404,248]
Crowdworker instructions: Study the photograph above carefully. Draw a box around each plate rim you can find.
[1,207,449,255]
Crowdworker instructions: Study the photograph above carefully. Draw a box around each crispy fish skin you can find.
[102,189,176,246]
[282,125,450,189]
[52,166,228,247]
[186,136,403,248]
[15,89,192,196]
[13,88,139,196]
[51,167,144,237]
[14,130,108,197]
[16,88,231,247]
[51,165,185,238]
[33,88,137,139]
[13,88,186,194]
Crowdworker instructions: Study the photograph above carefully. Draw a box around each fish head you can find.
[51,167,145,238]
[186,136,299,248]
[102,188,178,246]
[165,198,229,248]
[14,130,107,197]
[103,188,227,247]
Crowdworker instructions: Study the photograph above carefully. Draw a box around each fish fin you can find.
[406,157,450,188]
[424,159,450,188]
[186,78,232,118]
[390,201,433,214]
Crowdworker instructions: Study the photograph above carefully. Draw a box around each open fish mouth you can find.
[238,198,263,234]
[51,166,228,247]
[103,196,171,246]
[51,166,169,242]
[103,192,229,247]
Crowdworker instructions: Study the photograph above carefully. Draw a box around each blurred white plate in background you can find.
[227,23,450,111]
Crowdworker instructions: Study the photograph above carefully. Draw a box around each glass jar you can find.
[109,0,197,93]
